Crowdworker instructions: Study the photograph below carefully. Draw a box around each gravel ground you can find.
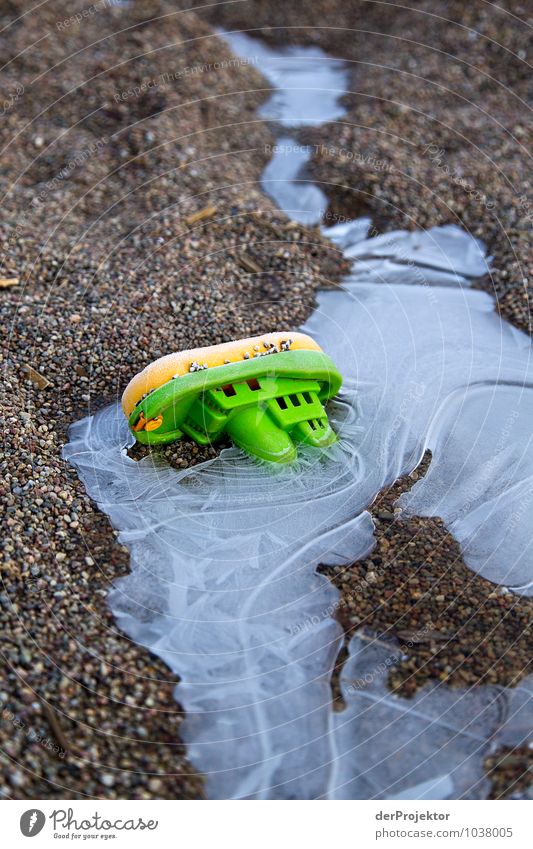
[1,0,531,799]
[0,0,341,799]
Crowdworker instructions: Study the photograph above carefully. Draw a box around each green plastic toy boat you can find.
[122,332,342,463]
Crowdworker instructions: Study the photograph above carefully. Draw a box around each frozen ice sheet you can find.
[64,256,533,797]
[219,30,349,128]
[261,138,328,225]
[63,30,533,800]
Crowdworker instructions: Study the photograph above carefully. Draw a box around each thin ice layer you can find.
[64,244,533,797]
[331,635,514,800]
[342,223,490,277]
[219,30,349,128]
[219,30,347,225]
[64,401,375,799]
[64,380,533,801]
[302,237,533,592]
[261,137,329,225]
[398,384,533,592]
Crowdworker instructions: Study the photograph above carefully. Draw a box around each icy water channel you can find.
[64,30,532,799]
